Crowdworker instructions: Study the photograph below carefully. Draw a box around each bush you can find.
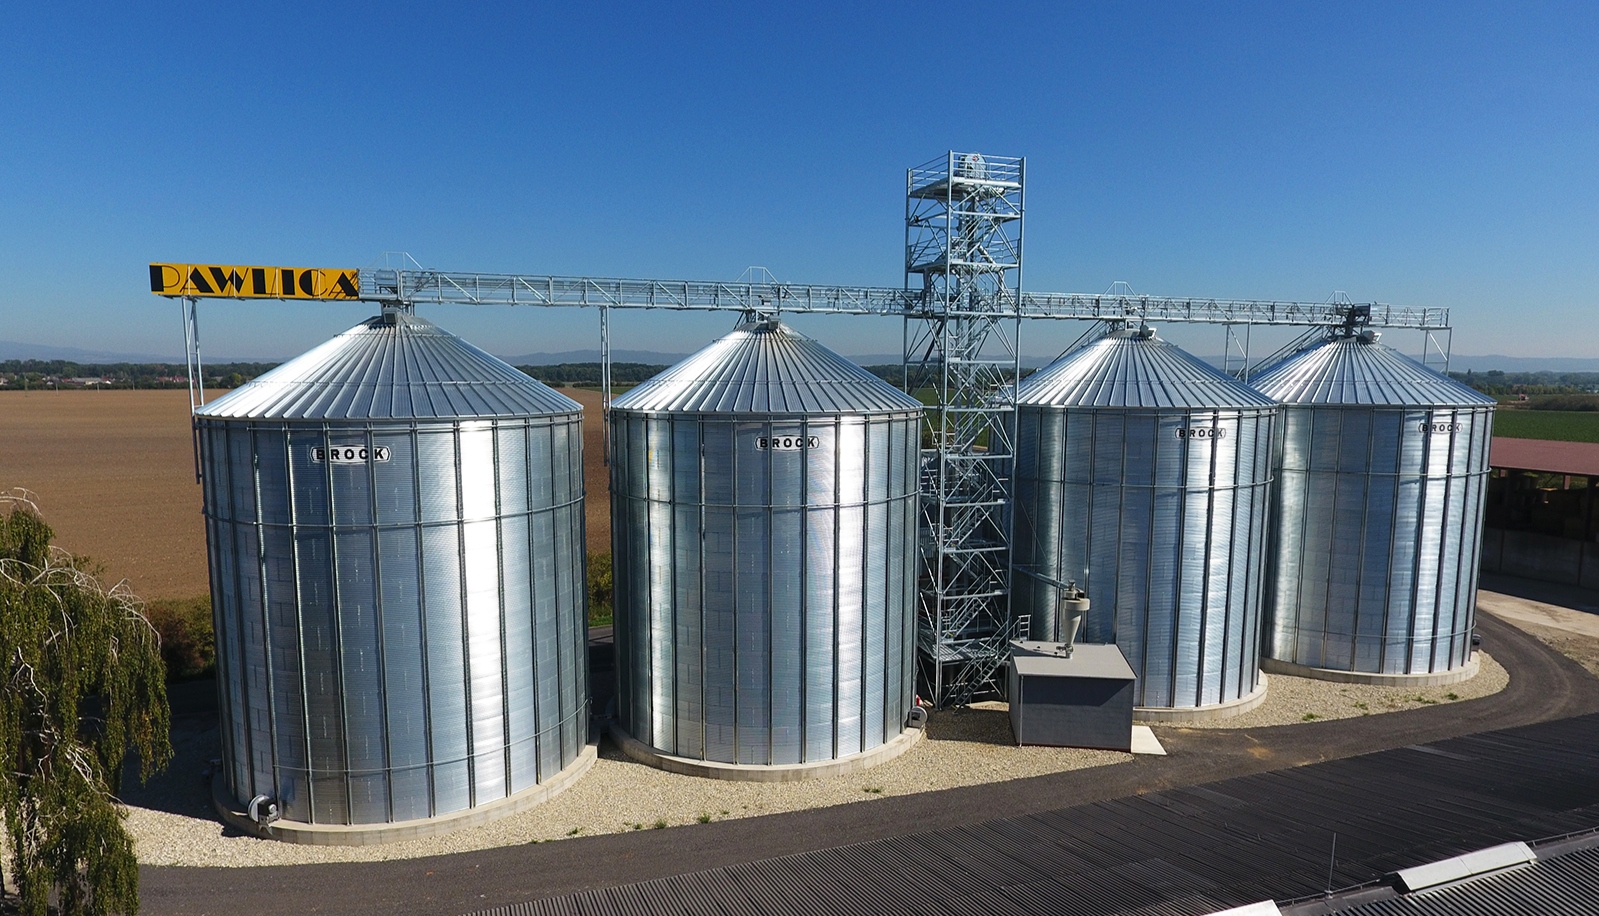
[144,596,216,681]
[587,551,613,625]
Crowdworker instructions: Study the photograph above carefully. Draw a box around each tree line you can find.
[0,360,677,391]
[514,362,667,385]
[0,360,278,390]
[1450,369,1599,396]
[1,358,1042,394]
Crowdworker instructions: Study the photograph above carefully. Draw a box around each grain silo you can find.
[195,309,591,842]
[609,317,922,775]
[1250,328,1496,682]
[1012,325,1278,720]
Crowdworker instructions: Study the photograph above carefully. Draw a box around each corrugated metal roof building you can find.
[1280,840,1599,915]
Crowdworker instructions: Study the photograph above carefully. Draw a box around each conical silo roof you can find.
[1249,334,1495,407]
[194,311,579,420]
[1016,327,1276,409]
[611,318,923,414]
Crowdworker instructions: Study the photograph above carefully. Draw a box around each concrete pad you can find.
[213,743,598,846]
[1261,655,1479,687]
[1479,589,1599,640]
[611,726,923,782]
[1130,726,1166,756]
[1135,676,1269,724]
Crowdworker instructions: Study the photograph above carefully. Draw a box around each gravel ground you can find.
[1172,650,1509,730]
[124,652,1509,867]
[124,706,1127,867]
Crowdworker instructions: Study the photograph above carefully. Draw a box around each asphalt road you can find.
[137,609,1599,916]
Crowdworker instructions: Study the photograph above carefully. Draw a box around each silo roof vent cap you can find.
[1108,324,1158,340]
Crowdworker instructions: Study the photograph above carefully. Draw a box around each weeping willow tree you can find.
[0,492,172,916]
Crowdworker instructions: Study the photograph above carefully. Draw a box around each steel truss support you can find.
[1422,327,1453,373]
[1224,322,1253,381]
[179,295,205,482]
[180,295,205,411]
[359,268,1451,330]
[904,152,1025,708]
[600,305,612,464]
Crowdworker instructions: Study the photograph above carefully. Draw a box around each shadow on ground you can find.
[119,678,228,827]
[924,704,1014,744]
[1481,571,1599,615]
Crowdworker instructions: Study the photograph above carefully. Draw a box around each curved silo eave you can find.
[608,318,926,779]
[195,310,594,844]
[1011,326,1279,721]
[1250,330,1496,684]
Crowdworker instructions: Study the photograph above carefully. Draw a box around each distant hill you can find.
[0,340,276,363]
[0,340,179,363]
[517,362,668,385]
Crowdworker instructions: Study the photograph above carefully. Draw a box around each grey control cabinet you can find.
[1007,642,1137,751]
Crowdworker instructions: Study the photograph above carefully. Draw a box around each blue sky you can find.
[1,2,1594,363]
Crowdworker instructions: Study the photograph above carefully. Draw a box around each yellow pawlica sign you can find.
[149,264,361,299]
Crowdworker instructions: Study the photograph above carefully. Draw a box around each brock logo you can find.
[311,445,392,464]
[756,435,820,451]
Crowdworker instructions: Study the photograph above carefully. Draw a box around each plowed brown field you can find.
[0,388,612,600]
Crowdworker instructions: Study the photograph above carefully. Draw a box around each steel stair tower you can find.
[903,152,1025,708]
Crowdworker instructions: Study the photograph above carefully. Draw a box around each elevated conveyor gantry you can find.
[154,151,1454,709]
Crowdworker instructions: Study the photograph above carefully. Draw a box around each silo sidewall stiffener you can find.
[199,415,588,826]
[1264,405,1495,675]
[610,411,920,766]
[1013,405,1277,709]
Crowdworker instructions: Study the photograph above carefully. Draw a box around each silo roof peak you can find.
[1249,336,1495,407]
[1016,329,1276,409]
[193,313,579,420]
[611,322,921,414]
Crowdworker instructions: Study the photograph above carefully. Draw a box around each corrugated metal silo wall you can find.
[199,416,588,825]
[611,412,920,764]
[1012,405,1277,708]
[1264,405,1495,674]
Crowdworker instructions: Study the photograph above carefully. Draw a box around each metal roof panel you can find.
[611,318,924,415]
[1016,328,1278,409]
[193,311,580,420]
[1249,336,1496,407]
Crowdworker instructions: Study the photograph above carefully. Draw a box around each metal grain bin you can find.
[610,318,922,771]
[195,310,589,834]
[1012,326,1278,714]
[1251,330,1496,680]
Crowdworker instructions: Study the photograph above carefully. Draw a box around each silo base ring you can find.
[1134,675,1270,724]
[1261,653,1480,687]
[209,742,598,846]
[610,726,922,782]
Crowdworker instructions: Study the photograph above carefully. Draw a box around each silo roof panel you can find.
[1016,330,1277,409]
[193,312,580,420]
[1249,337,1496,407]
[611,320,923,415]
